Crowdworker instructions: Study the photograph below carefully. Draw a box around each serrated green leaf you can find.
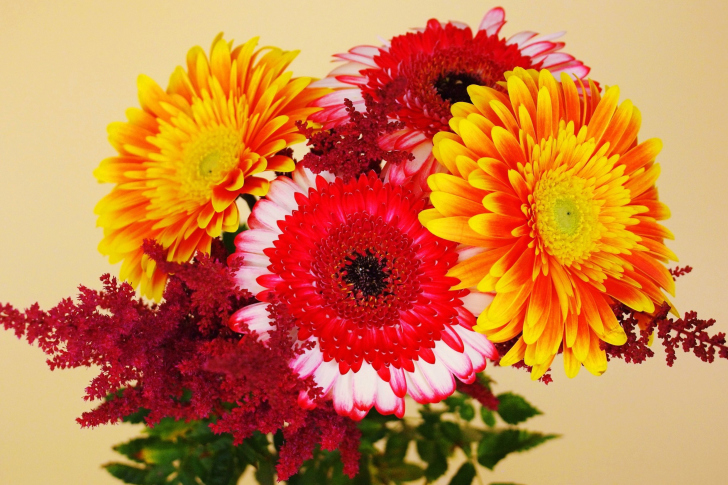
[113,438,153,463]
[387,463,424,482]
[384,433,409,464]
[477,429,558,470]
[139,441,186,465]
[104,463,148,484]
[449,462,476,485]
[480,408,496,427]
[496,393,542,425]
[145,417,194,440]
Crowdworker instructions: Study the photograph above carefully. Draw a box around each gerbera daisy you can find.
[94,34,327,300]
[228,167,497,419]
[310,7,589,193]
[420,68,676,379]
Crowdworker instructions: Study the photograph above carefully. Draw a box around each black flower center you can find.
[341,250,390,297]
[434,72,482,104]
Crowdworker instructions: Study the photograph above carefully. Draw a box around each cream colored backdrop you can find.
[1,1,726,484]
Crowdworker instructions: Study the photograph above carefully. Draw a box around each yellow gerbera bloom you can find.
[94,34,328,300]
[420,68,676,379]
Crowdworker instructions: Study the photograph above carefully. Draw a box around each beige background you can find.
[1,1,727,483]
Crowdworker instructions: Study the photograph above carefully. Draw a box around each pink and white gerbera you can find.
[310,7,590,194]
[228,166,497,420]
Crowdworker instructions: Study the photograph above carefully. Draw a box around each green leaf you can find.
[146,417,194,440]
[104,463,148,484]
[122,407,150,424]
[384,433,409,464]
[477,429,558,470]
[255,459,276,485]
[440,421,462,443]
[113,438,152,463]
[480,408,496,427]
[449,462,476,485]
[387,463,425,482]
[496,393,542,425]
[416,440,434,463]
[139,441,186,465]
[423,445,448,481]
[207,444,236,485]
[459,403,476,421]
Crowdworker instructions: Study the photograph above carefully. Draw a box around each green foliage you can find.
[107,375,557,485]
[104,415,272,485]
[496,393,542,425]
[477,430,558,470]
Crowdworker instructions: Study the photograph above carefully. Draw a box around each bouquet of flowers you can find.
[2,4,726,484]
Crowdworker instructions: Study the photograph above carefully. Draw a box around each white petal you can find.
[416,360,456,402]
[405,364,436,403]
[233,265,267,295]
[291,345,324,379]
[433,339,474,381]
[228,302,273,337]
[479,7,506,36]
[374,378,399,415]
[313,359,339,397]
[389,366,407,398]
[266,177,306,213]
[333,371,355,415]
[248,199,288,232]
[353,363,377,410]
[235,227,278,253]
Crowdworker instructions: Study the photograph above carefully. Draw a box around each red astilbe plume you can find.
[0,240,361,478]
[606,265,728,367]
[274,404,361,481]
[298,79,414,181]
[457,380,499,411]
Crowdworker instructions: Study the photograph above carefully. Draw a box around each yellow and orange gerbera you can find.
[94,34,327,300]
[420,68,676,379]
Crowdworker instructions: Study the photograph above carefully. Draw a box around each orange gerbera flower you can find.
[94,34,327,300]
[420,68,676,379]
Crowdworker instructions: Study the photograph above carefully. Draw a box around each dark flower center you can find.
[341,250,390,297]
[434,72,482,104]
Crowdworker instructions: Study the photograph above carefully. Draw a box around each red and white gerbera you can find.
[310,7,590,194]
[228,166,497,420]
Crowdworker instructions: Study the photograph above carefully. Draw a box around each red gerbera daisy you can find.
[228,166,497,419]
[310,7,590,194]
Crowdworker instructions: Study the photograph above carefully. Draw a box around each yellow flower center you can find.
[533,171,601,266]
[180,126,242,202]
